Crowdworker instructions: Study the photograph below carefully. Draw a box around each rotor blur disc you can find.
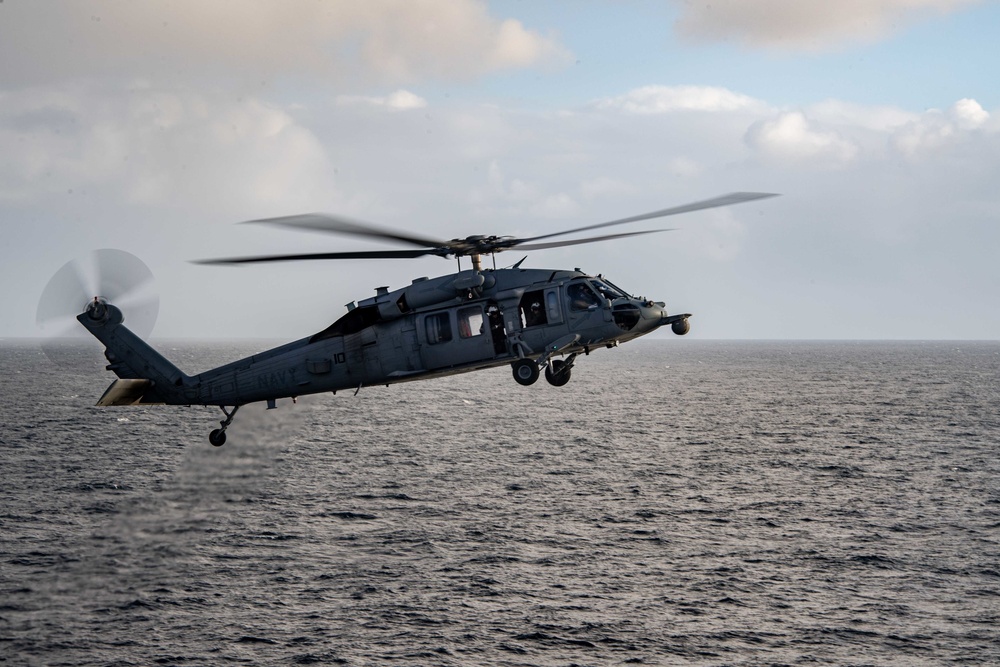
[36,249,158,367]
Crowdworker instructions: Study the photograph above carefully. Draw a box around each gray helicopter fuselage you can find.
[190,267,674,405]
[79,267,684,408]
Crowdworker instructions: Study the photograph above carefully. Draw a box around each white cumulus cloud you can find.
[0,85,336,210]
[951,98,990,129]
[891,98,992,156]
[594,85,767,114]
[745,111,859,166]
[336,90,429,111]
[805,99,918,132]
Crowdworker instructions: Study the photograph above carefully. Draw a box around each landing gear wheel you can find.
[512,359,539,386]
[672,318,690,336]
[545,359,572,387]
[208,405,240,447]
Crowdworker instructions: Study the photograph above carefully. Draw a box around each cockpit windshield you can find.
[591,278,629,301]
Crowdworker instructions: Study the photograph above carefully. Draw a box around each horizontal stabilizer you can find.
[96,378,159,406]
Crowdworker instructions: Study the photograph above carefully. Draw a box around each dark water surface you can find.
[1,340,998,666]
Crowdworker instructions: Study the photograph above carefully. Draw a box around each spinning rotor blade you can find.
[519,192,778,245]
[515,228,675,252]
[243,213,450,250]
[194,248,439,265]
[36,249,158,367]
[36,257,96,332]
[200,191,778,266]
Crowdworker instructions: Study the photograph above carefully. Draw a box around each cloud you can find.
[5,74,1000,338]
[740,98,994,167]
[891,98,992,156]
[951,97,991,129]
[336,90,428,111]
[671,0,984,51]
[745,111,859,166]
[529,192,582,219]
[805,99,918,132]
[676,211,749,262]
[664,156,704,178]
[469,160,544,217]
[590,86,997,176]
[579,177,639,201]
[0,0,571,87]
[594,85,767,114]
[0,84,336,210]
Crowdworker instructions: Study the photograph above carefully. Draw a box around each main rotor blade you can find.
[194,249,440,265]
[243,213,450,250]
[514,228,675,252]
[521,192,779,244]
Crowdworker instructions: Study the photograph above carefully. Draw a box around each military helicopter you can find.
[45,192,776,446]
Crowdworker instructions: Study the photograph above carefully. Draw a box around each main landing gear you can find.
[511,359,540,386]
[511,354,576,387]
[511,334,581,387]
[545,359,572,387]
[209,405,241,447]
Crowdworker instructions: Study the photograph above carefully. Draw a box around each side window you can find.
[519,290,548,328]
[457,306,484,338]
[568,282,600,311]
[425,312,452,344]
[545,289,562,324]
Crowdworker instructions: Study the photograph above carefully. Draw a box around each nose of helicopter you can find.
[611,298,666,335]
[624,299,691,336]
[641,300,669,330]
[656,306,692,336]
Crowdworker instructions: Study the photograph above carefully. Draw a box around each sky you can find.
[3,0,999,341]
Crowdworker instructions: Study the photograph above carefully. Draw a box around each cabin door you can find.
[419,305,495,369]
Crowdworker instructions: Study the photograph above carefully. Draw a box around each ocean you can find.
[1,339,998,666]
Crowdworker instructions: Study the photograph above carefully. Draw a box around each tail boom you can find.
[77,301,195,405]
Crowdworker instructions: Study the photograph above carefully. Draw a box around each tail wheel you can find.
[672,318,690,336]
[209,429,227,447]
[545,359,572,387]
[511,359,539,386]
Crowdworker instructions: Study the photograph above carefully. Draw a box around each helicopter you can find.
[51,192,777,446]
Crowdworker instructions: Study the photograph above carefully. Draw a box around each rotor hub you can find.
[85,296,110,321]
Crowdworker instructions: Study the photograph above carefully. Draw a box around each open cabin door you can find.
[515,287,568,354]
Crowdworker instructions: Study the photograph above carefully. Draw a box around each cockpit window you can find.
[592,279,628,301]
[567,282,601,311]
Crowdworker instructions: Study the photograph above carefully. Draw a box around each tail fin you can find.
[77,300,192,405]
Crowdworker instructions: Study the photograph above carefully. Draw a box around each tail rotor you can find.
[36,249,159,368]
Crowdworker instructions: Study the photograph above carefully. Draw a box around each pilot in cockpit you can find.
[568,283,599,310]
